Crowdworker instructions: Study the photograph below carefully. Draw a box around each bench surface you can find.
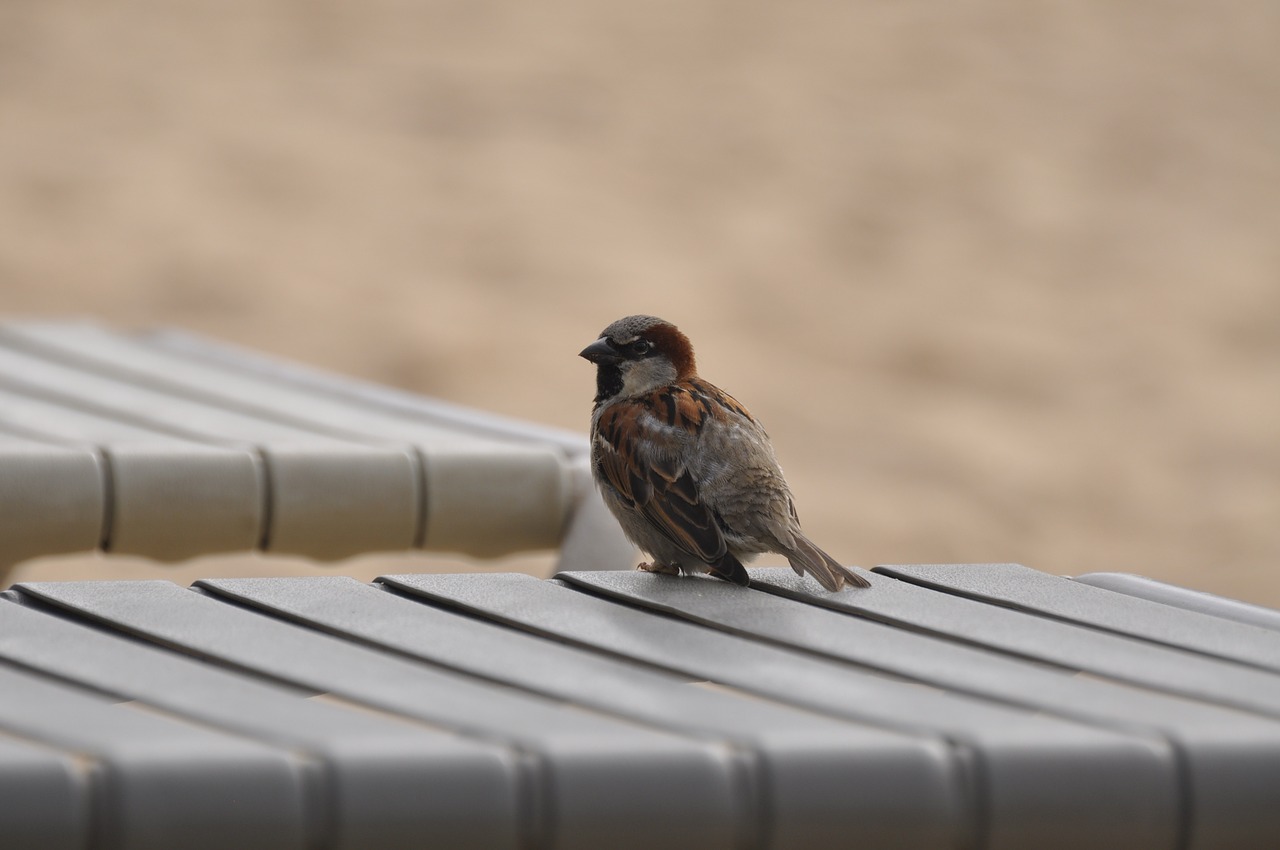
[0,320,633,571]
[2,563,1279,850]
[2,323,1277,848]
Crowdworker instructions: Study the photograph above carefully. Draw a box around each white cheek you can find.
[620,359,677,396]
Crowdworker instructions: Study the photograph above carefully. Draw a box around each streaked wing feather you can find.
[639,470,726,563]
[594,401,728,564]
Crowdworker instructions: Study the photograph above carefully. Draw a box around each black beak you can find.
[579,337,621,365]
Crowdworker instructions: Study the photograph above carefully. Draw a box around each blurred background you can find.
[2,1,1277,603]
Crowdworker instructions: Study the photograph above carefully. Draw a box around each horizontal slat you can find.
[0,663,308,850]
[878,563,1280,673]
[383,572,1181,850]
[0,596,520,850]
[0,322,574,556]
[12,580,743,850]
[196,574,963,850]
[748,567,1280,719]
[0,735,87,850]
[0,430,104,565]
[1073,572,1280,632]
[142,326,589,456]
[559,569,1280,850]
[0,388,262,559]
[0,343,419,559]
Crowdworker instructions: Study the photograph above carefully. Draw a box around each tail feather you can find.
[785,535,870,592]
[709,552,751,587]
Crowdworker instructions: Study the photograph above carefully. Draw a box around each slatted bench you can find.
[2,564,1279,849]
[0,320,633,575]
[3,324,1278,849]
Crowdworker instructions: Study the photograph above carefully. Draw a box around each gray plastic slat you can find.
[2,323,529,449]
[1,322,574,556]
[0,386,264,559]
[560,570,1280,850]
[0,596,519,850]
[747,568,1280,720]
[1074,573,1280,632]
[142,325,637,568]
[142,325,588,457]
[197,575,962,850]
[0,344,419,559]
[0,430,104,564]
[0,663,307,850]
[13,581,741,850]
[878,563,1280,673]
[0,735,87,850]
[383,573,1180,850]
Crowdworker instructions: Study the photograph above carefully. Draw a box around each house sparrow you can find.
[580,315,868,592]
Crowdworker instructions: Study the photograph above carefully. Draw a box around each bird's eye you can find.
[629,339,653,356]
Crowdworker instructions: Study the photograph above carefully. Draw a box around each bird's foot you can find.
[636,562,681,576]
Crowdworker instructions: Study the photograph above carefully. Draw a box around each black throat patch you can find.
[593,363,624,404]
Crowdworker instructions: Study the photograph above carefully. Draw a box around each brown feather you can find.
[785,534,870,591]
[593,396,730,566]
[641,323,697,380]
[708,552,750,586]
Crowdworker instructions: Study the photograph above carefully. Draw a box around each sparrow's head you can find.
[579,315,696,402]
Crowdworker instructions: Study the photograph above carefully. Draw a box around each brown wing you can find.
[593,397,729,566]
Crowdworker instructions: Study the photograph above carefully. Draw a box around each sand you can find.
[2,1,1277,604]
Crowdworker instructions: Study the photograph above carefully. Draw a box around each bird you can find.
[579,314,869,592]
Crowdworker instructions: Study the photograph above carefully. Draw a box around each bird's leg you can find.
[636,562,681,576]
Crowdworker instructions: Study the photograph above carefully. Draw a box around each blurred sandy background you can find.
[2,1,1278,604]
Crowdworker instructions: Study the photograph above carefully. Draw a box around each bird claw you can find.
[636,562,681,576]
